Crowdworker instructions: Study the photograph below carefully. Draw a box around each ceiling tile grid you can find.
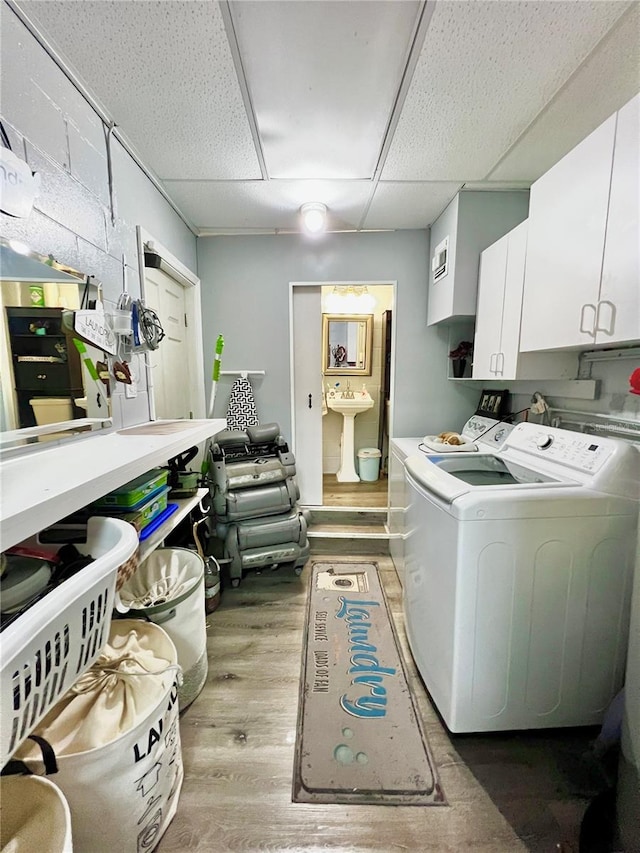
[7,0,639,233]
[162,179,375,232]
[21,0,262,180]
[229,0,422,180]
[363,181,463,230]
[489,2,640,182]
[381,0,631,182]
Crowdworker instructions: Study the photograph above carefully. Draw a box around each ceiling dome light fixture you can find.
[300,202,327,235]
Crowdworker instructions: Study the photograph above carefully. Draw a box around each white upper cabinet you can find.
[473,221,577,380]
[520,94,639,351]
[473,231,509,378]
[598,95,640,345]
[427,190,529,326]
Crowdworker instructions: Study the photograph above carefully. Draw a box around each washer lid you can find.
[428,454,563,486]
[405,453,573,504]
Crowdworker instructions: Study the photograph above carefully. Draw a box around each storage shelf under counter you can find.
[137,488,209,564]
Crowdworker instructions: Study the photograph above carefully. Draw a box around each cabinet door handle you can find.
[579,303,597,336]
[489,353,497,374]
[308,393,313,409]
[496,352,504,375]
[595,300,616,336]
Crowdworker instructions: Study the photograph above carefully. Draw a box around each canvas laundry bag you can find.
[0,775,72,853]
[14,620,183,853]
[117,547,208,708]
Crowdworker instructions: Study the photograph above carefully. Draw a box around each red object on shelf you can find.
[629,367,640,396]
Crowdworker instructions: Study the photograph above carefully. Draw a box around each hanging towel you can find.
[226,376,259,430]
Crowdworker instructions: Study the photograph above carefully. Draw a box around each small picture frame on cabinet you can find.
[476,389,510,418]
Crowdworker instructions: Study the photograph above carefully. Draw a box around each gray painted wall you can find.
[197,230,480,442]
[0,5,197,429]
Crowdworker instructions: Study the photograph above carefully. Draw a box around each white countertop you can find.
[390,437,423,462]
[0,418,225,550]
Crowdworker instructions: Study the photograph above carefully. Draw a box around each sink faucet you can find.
[342,380,354,399]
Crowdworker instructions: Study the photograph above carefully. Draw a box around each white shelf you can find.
[138,488,208,564]
[446,378,598,400]
[0,418,225,550]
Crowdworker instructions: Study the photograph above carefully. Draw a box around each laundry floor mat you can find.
[292,561,446,806]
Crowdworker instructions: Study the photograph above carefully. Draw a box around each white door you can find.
[291,285,323,505]
[144,266,192,419]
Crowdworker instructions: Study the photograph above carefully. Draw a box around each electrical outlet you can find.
[125,380,137,399]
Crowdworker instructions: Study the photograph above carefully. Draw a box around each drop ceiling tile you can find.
[162,180,374,232]
[229,0,422,180]
[20,0,261,180]
[489,4,640,182]
[364,182,462,229]
[382,0,630,181]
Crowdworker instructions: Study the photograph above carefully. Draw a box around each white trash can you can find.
[357,448,382,482]
[117,547,208,708]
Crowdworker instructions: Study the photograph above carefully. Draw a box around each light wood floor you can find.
[322,474,388,507]
[157,554,607,853]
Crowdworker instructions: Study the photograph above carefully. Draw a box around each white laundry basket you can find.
[1,517,139,769]
[14,619,183,853]
[0,775,72,852]
[117,547,208,708]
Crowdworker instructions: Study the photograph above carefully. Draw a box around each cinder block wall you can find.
[0,5,196,429]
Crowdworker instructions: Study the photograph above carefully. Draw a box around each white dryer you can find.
[403,422,639,733]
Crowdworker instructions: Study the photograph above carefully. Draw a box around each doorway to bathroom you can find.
[290,281,396,507]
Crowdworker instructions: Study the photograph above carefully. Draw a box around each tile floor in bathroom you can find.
[157,551,612,853]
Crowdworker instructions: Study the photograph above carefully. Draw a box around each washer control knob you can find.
[537,434,554,450]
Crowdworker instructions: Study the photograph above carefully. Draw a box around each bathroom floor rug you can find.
[292,561,446,806]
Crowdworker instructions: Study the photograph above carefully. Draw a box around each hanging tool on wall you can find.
[131,299,165,352]
[207,334,225,417]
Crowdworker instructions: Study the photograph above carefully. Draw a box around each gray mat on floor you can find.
[292,561,446,806]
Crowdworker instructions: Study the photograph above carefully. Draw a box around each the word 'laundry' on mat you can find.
[293,561,446,805]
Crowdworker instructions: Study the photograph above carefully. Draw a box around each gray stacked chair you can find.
[206,422,310,587]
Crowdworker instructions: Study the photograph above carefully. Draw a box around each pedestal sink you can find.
[326,391,374,482]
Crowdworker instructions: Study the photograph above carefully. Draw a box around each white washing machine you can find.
[389,415,512,586]
[403,422,639,733]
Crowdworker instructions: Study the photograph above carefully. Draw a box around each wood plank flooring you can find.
[322,475,388,508]
[157,554,608,852]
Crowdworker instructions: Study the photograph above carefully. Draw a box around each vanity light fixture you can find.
[326,285,375,314]
[300,202,327,236]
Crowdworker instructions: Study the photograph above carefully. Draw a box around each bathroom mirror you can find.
[322,313,373,376]
[0,238,112,446]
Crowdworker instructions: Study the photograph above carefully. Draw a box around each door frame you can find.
[289,280,397,505]
[136,226,205,421]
